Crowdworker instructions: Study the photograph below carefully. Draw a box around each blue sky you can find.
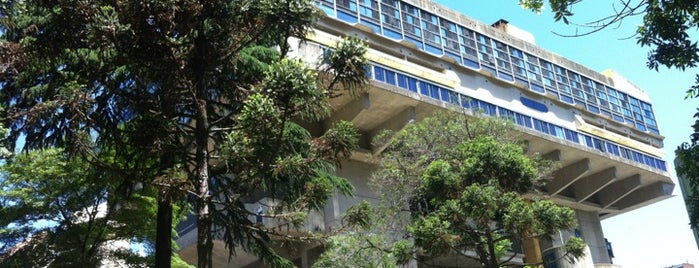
[434,0,699,267]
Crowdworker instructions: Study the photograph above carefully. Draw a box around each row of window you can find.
[315,0,660,135]
[371,65,667,171]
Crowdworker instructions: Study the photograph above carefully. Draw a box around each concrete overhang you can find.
[306,19,674,220]
[318,80,674,220]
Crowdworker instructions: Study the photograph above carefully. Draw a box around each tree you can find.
[520,0,699,243]
[0,148,177,267]
[0,0,368,267]
[676,110,699,229]
[317,112,585,267]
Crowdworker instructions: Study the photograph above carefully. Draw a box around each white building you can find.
[178,0,674,267]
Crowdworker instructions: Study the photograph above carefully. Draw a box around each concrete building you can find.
[177,0,674,267]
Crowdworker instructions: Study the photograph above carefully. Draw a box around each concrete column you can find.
[575,210,611,264]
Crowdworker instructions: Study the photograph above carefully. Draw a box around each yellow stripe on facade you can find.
[306,31,460,89]
[575,117,665,158]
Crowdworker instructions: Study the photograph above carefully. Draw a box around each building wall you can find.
[176,0,676,266]
[324,160,378,230]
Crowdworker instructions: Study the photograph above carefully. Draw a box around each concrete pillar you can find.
[575,210,611,264]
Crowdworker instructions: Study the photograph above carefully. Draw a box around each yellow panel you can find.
[306,32,459,88]
[576,121,665,158]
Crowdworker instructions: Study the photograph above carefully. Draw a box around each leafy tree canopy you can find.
[318,112,585,268]
[0,0,369,267]
[0,148,186,267]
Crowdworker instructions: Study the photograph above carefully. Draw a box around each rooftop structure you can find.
[177,0,675,266]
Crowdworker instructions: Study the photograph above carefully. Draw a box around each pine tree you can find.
[0,0,368,267]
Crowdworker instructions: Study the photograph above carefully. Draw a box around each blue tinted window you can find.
[533,119,546,133]
[463,58,480,69]
[385,70,396,85]
[419,81,430,96]
[530,83,545,94]
[338,10,358,23]
[612,114,624,123]
[593,138,605,152]
[429,84,440,100]
[643,155,654,166]
[620,147,631,159]
[318,4,335,16]
[470,99,479,111]
[564,129,579,143]
[632,151,643,163]
[397,74,408,89]
[587,105,600,114]
[656,159,667,171]
[407,77,418,92]
[636,122,647,131]
[606,143,620,156]
[551,125,564,138]
[516,114,532,128]
[406,36,423,49]
[446,51,461,64]
[360,19,381,33]
[648,127,659,135]
[558,94,574,104]
[478,101,496,116]
[498,107,515,121]
[497,72,513,82]
[460,96,470,109]
[440,87,451,102]
[383,28,402,40]
[426,44,443,55]
[583,135,594,148]
[374,66,385,81]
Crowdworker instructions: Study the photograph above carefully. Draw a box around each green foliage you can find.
[263,58,327,120]
[0,148,163,267]
[0,0,368,267]
[321,37,370,96]
[676,109,699,228]
[323,112,583,268]
[342,200,375,229]
[313,233,400,268]
[372,113,536,207]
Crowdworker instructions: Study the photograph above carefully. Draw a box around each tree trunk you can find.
[195,99,213,267]
[485,231,499,268]
[155,199,173,268]
[194,8,213,264]
[155,97,177,268]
